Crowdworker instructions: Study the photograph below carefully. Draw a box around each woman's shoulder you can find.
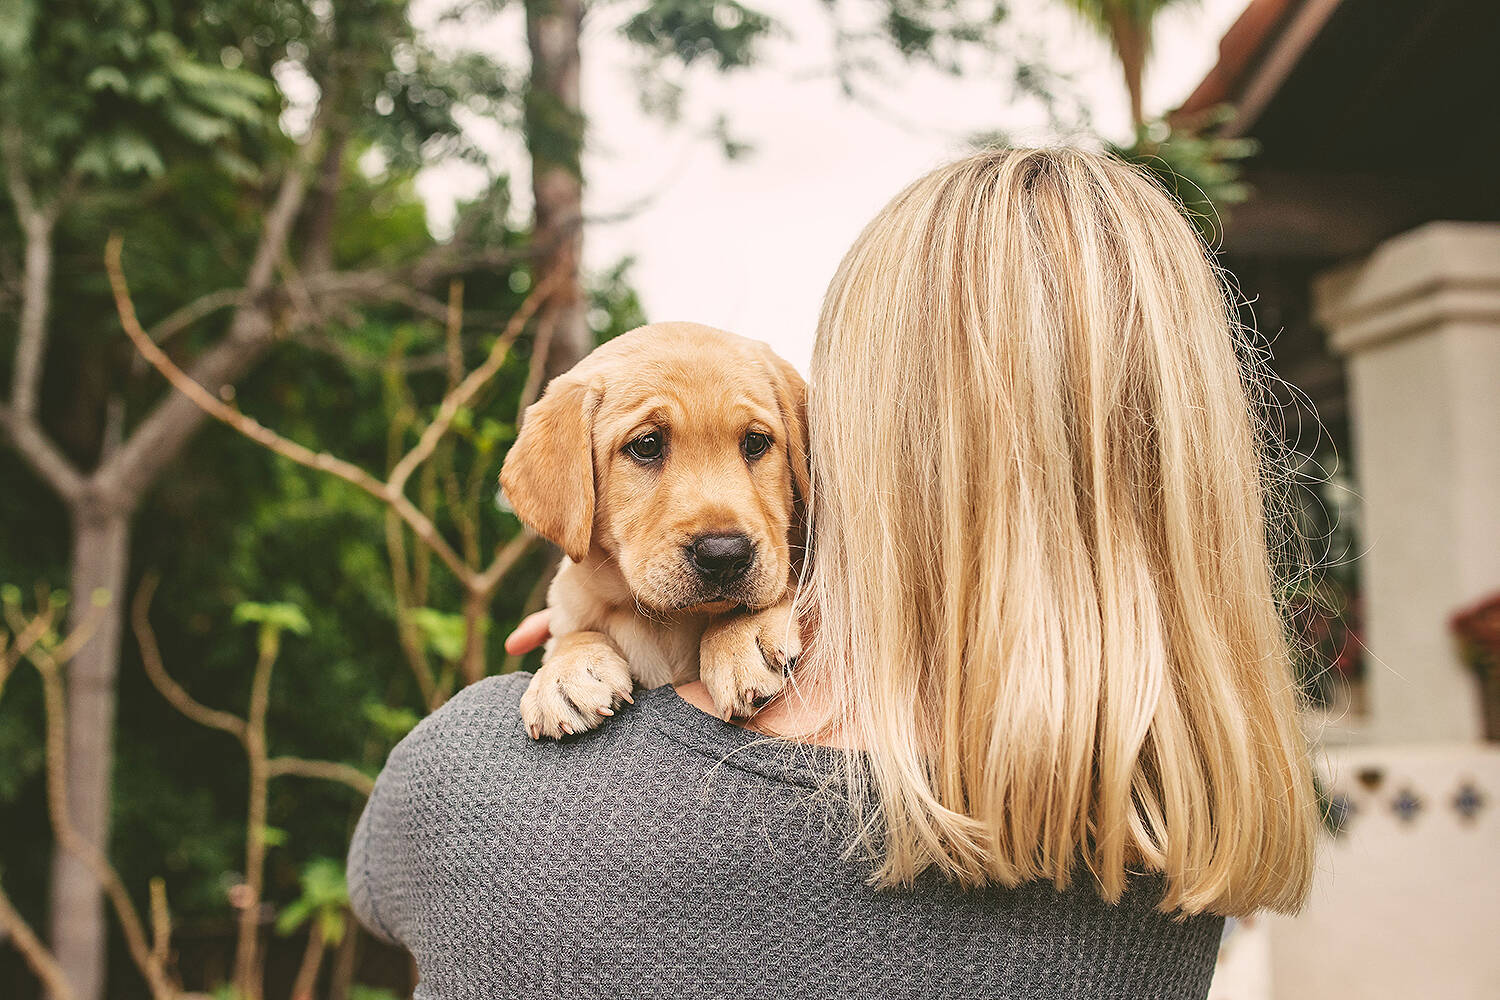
[383,672,539,776]
[380,672,667,796]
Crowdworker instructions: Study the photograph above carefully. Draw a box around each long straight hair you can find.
[801,147,1317,916]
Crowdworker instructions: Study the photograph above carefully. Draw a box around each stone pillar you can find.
[1315,222,1500,743]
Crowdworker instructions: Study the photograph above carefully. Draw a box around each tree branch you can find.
[2,595,60,689]
[387,272,558,495]
[8,207,56,420]
[266,757,375,797]
[0,403,85,501]
[132,575,248,741]
[146,287,248,348]
[0,887,75,1000]
[98,130,325,507]
[112,235,561,591]
[478,532,538,595]
[108,234,472,580]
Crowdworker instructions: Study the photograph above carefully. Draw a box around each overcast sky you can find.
[414,0,1247,371]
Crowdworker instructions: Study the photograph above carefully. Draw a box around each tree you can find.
[0,4,519,996]
[0,7,286,995]
[1059,0,1194,128]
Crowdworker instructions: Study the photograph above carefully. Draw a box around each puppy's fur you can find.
[500,322,809,739]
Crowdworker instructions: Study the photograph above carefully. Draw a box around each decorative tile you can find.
[1452,781,1485,823]
[1391,787,1423,824]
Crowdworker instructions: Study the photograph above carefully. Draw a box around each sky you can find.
[414,0,1249,372]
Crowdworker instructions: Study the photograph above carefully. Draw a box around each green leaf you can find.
[162,103,234,144]
[107,131,168,178]
[261,825,288,848]
[349,988,403,1000]
[0,0,35,66]
[133,71,171,103]
[408,608,474,663]
[85,66,130,94]
[232,602,312,637]
[211,147,261,183]
[362,702,421,741]
[276,858,349,935]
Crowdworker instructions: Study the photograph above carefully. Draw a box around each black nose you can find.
[688,533,754,585]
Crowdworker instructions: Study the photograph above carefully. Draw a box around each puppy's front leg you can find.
[520,631,635,739]
[699,596,800,720]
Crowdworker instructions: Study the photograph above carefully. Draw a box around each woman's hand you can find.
[504,609,552,656]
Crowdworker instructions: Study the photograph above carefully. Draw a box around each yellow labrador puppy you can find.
[499,322,808,739]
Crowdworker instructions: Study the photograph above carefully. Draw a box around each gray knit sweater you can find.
[348,672,1223,999]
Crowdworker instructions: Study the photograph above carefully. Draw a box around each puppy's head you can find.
[500,322,808,614]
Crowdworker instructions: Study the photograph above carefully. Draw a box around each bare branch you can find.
[514,289,560,428]
[107,239,383,495]
[267,757,375,797]
[383,510,437,708]
[1,122,40,222]
[2,601,57,688]
[288,916,326,1000]
[99,130,325,507]
[147,878,171,974]
[478,532,538,595]
[0,887,75,1000]
[387,272,558,494]
[109,236,472,582]
[0,403,85,501]
[8,208,56,419]
[146,288,248,348]
[132,576,248,740]
[292,328,448,374]
[304,272,454,324]
[445,278,465,387]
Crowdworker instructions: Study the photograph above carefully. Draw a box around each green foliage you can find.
[233,601,313,637]
[348,988,404,1000]
[275,858,349,945]
[622,0,776,70]
[0,0,275,187]
[1111,113,1259,245]
[361,701,421,741]
[408,607,474,663]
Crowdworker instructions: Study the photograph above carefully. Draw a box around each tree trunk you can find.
[47,502,131,1000]
[525,0,592,382]
[303,127,348,277]
[1107,9,1148,130]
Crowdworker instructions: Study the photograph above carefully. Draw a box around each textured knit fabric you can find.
[347,672,1224,1000]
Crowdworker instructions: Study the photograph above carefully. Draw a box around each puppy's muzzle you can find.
[686,533,755,587]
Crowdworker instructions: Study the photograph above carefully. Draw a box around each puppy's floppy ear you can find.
[765,351,811,513]
[500,373,598,562]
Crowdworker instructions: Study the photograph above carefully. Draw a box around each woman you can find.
[347,147,1318,999]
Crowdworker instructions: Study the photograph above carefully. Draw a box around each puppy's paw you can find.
[520,636,635,740]
[699,601,800,720]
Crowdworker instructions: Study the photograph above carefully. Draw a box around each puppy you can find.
[499,322,809,739]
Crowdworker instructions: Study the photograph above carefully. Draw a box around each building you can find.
[1170,1,1500,997]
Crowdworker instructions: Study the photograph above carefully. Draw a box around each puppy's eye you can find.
[742,431,772,460]
[625,431,665,462]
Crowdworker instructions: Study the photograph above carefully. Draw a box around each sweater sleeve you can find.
[346,743,410,946]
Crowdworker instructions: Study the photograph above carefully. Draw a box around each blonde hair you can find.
[801,147,1317,916]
